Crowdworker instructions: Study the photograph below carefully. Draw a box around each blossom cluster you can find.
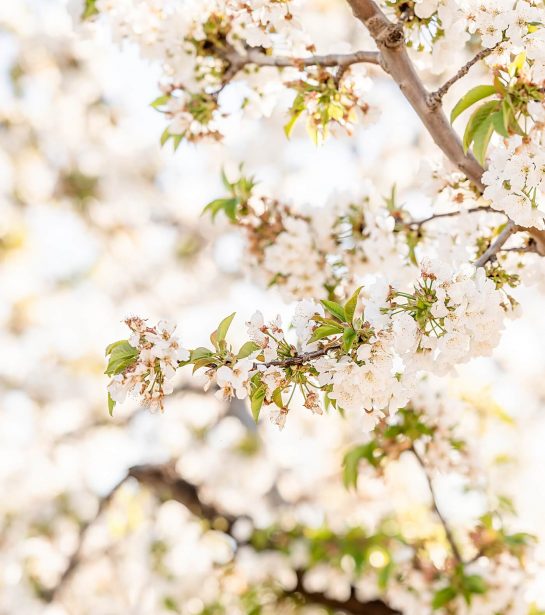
[106,317,189,413]
[106,255,510,433]
[483,131,545,230]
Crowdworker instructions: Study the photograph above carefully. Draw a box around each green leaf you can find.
[328,102,344,121]
[342,327,357,352]
[342,443,378,489]
[190,347,213,361]
[202,198,239,221]
[108,393,116,417]
[105,339,130,357]
[450,85,497,123]
[509,51,526,77]
[272,387,284,408]
[344,286,362,324]
[105,341,138,376]
[462,575,487,595]
[192,356,217,373]
[82,0,99,19]
[172,135,183,151]
[251,385,266,422]
[150,94,170,109]
[491,110,509,138]
[237,341,260,359]
[308,324,343,345]
[284,109,304,139]
[220,168,232,191]
[160,127,171,147]
[472,114,495,165]
[462,100,499,153]
[432,586,457,610]
[320,299,346,323]
[216,312,236,344]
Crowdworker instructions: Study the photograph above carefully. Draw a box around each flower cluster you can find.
[106,256,509,432]
[386,259,506,374]
[106,317,189,413]
[483,134,545,229]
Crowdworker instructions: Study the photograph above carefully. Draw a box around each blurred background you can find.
[2,1,545,613]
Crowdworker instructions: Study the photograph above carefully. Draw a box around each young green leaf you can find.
[251,385,266,421]
[462,100,499,153]
[108,393,116,417]
[320,299,346,323]
[237,341,260,359]
[160,127,171,147]
[308,324,343,345]
[344,286,362,324]
[450,85,497,123]
[82,0,99,19]
[272,387,284,408]
[284,109,304,139]
[105,341,138,376]
[150,94,170,109]
[432,586,457,610]
[491,110,509,138]
[202,198,239,221]
[342,327,357,352]
[472,114,495,165]
[216,312,236,344]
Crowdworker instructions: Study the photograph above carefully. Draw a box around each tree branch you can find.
[291,570,400,615]
[408,205,494,230]
[428,48,495,108]
[346,0,486,191]
[238,48,381,69]
[343,1,545,259]
[474,220,517,267]
[47,462,398,615]
[218,47,381,89]
[263,341,341,368]
[411,447,463,563]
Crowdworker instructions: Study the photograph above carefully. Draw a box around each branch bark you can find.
[474,220,517,267]
[48,462,398,615]
[429,48,495,107]
[345,0,486,191]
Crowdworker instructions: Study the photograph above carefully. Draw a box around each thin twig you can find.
[411,447,463,563]
[262,341,341,369]
[474,220,517,268]
[428,48,495,108]
[224,48,381,71]
[47,462,398,615]
[408,205,494,230]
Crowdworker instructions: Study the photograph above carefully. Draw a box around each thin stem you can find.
[408,205,495,230]
[428,48,495,108]
[411,447,463,562]
[474,220,517,268]
[262,341,341,369]
[219,47,381,89]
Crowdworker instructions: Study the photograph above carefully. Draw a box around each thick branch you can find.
[292,571,399,615]
[346,0,485,190]
[411,448,462,563]
[49,462,397,615]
